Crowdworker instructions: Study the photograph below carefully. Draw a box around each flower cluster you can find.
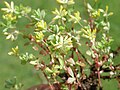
[1,0,119,90]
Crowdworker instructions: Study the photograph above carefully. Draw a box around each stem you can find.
[83,0,95,31]
[83,0,89,17]
[70,49,74,58]
[78,49,92,65]
[98,70,102,89]
[95,55,102,89]
[25,14,32,22]
[42,40,50,54]
[68,84,72,90]
[25,34,50,55]
[78,22,84,28]
[41,69,52,87]
[75,48,81,61]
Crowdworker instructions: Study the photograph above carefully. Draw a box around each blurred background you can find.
[0,0,120,90]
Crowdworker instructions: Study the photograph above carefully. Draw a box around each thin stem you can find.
[83,0,95,31]
[83,0,89,16]
[25,14,32,22]
[78,49,92,65]
[41,70,53,90]
[70,50,74,58]
[42,40,50,53]
[78,22,84,28]
[98,70,102,89]
[75,48,81,61]
[24,34,49,55]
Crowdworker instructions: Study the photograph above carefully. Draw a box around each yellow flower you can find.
[95,0,98,2]
[35,31,44,42]
[8,46,19,56]
[3,13,16,21]
[52,5,67,21]
[69,11,81,23]
[82,28,97,40]
[35,20,47,31]
[56,0,75,5]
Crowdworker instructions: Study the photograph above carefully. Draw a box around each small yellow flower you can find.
[56,0,75,5]
[95,0,98,2]
[69,11,81,23]
[35,31,44,42]
[3,13,16,21]
[35,20,47,31]
[82,28,97,40]
[8,46,19,56]
[52,5,67,21]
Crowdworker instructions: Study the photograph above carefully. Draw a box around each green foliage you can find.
[1,0,119,90]
[31,9,45,21]
[19,52,35,65]
[52,5,67,21]
[56,0,75,5]
[5,77,23,90]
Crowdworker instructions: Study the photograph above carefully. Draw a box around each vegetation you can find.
[0,0,120,90]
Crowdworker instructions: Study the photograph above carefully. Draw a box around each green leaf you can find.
[45,67,53,73]
[87,3,93,12]
[11,1,14,10]
[58,57,64,69]
[29,61,38,65]
[60,35,63,44]
[5,77,23,89]
[76,61,85,67]
[48,34,55,40]
[67,67,74,77]
[67,77,75,84]
[4,1,10,8]
[86,50,92,56]
[19,52,35,65]
[67,58,75,65]
[1,1,15,13]
[31,9,45,21]
[5,77,16,89]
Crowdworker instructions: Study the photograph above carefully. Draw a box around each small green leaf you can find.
[67,67,74,77]
[48,34,55,40]
[31,9,45,21]
[58,57,64,69]
[67,77,75,84]
[29,60,38,65]
[19,52,35,65]
[86,50,92,56]
[4,1,10,8]
[76,61,85,67]
[87,3,93,12]
[67,58,75,65]
[45,67,53,73]
[5,77,16,89]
